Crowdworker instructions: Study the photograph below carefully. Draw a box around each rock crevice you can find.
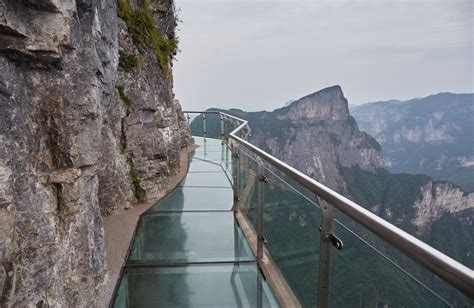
[0,0,191,306]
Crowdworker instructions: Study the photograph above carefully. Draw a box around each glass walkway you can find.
[111,111,473,307]
[112,137,279,307]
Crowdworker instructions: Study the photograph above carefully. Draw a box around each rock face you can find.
[0,0,191,306]
[351,93,474,192]
[259,85,382,192]
[413,181,474,232]
[98,0,192,214]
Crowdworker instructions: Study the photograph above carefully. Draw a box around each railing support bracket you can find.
[257,157,266,263]
[231,146,240,211]
[317,199,334,308]
[319,226,343,250]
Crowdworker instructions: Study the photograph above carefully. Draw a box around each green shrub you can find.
[130,166,140,188]
[130,163,143,199]
[119,50,139,72]
[116,84,132,105]
[117,0,178,74]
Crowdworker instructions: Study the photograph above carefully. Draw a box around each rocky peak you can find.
[194,86,383,192]
[277,85,350,122]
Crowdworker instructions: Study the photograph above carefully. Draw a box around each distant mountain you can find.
[351,93,474,192]
[191,87,473,239]
[195,86,382,192]
[191,86,473,306]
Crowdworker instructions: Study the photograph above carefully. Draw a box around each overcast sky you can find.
[173,0,473,111]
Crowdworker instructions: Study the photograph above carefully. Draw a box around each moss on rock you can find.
[117,0,177,74]
[116,84,132,105]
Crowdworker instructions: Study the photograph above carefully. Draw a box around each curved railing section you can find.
[184,110,474,307]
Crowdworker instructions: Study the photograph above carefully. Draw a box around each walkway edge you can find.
[235,210,302,308]
[99,145,196,307]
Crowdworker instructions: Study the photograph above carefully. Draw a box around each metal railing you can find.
[184,111,474,306]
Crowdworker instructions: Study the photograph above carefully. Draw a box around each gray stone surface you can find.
[413,181,474,234]
[252,85,383,192]
[0,0,191,306]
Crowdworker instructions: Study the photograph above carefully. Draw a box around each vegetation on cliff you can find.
[116,84,132,105]
[339,166,430,233]
[117,0,178,74]
[118,50,139,72]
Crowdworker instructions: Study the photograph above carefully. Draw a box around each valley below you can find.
[191,85,473,306]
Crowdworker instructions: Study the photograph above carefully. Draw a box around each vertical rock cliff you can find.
[254,85,383,192]
[0,0,191,306]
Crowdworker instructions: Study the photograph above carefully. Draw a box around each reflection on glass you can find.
[187,159,224,172]
[148,186,233,212]
[261,169,321,308]
[113,265,278,308]
[236,148,321,307]
[112,137,280,307]
[129,212,254,264]
[179,171,232,188]
[331,206,473,307]
[330,219,449,307]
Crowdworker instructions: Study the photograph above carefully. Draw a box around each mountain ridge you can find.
[351,91,472,112]
[351,92,474,191]
[191,86,473,305]
[192,86,473,245]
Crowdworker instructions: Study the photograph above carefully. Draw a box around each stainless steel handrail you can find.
[184,111,474,298]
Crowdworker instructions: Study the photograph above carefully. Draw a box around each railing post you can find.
[317,199,334,308]
[257,157,267,263]
[245,126,252,141]
[202,113,207,142]
[186,113,190,125]
[257,267,263,308]
[221,141,225,163]
[231,144,239,211]
[220,114,225,145]
[225,138,230,170]
[232,119,238,137]
[226,120,230,142]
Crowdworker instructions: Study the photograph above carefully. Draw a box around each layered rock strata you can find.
[0,0,191,305]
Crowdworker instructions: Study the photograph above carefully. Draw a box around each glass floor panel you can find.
[147,186,233,212]
[179,171,232,188]
[192,150,227,162]
[222,159,233,177]
[187,159,225,173]
[113,264,279,308]
[112,137,278,307]
[194,143,227,152]
[128,212,254,263]
[193,136,224,147]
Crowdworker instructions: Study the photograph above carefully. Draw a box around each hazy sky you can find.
[173,0,473,111]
